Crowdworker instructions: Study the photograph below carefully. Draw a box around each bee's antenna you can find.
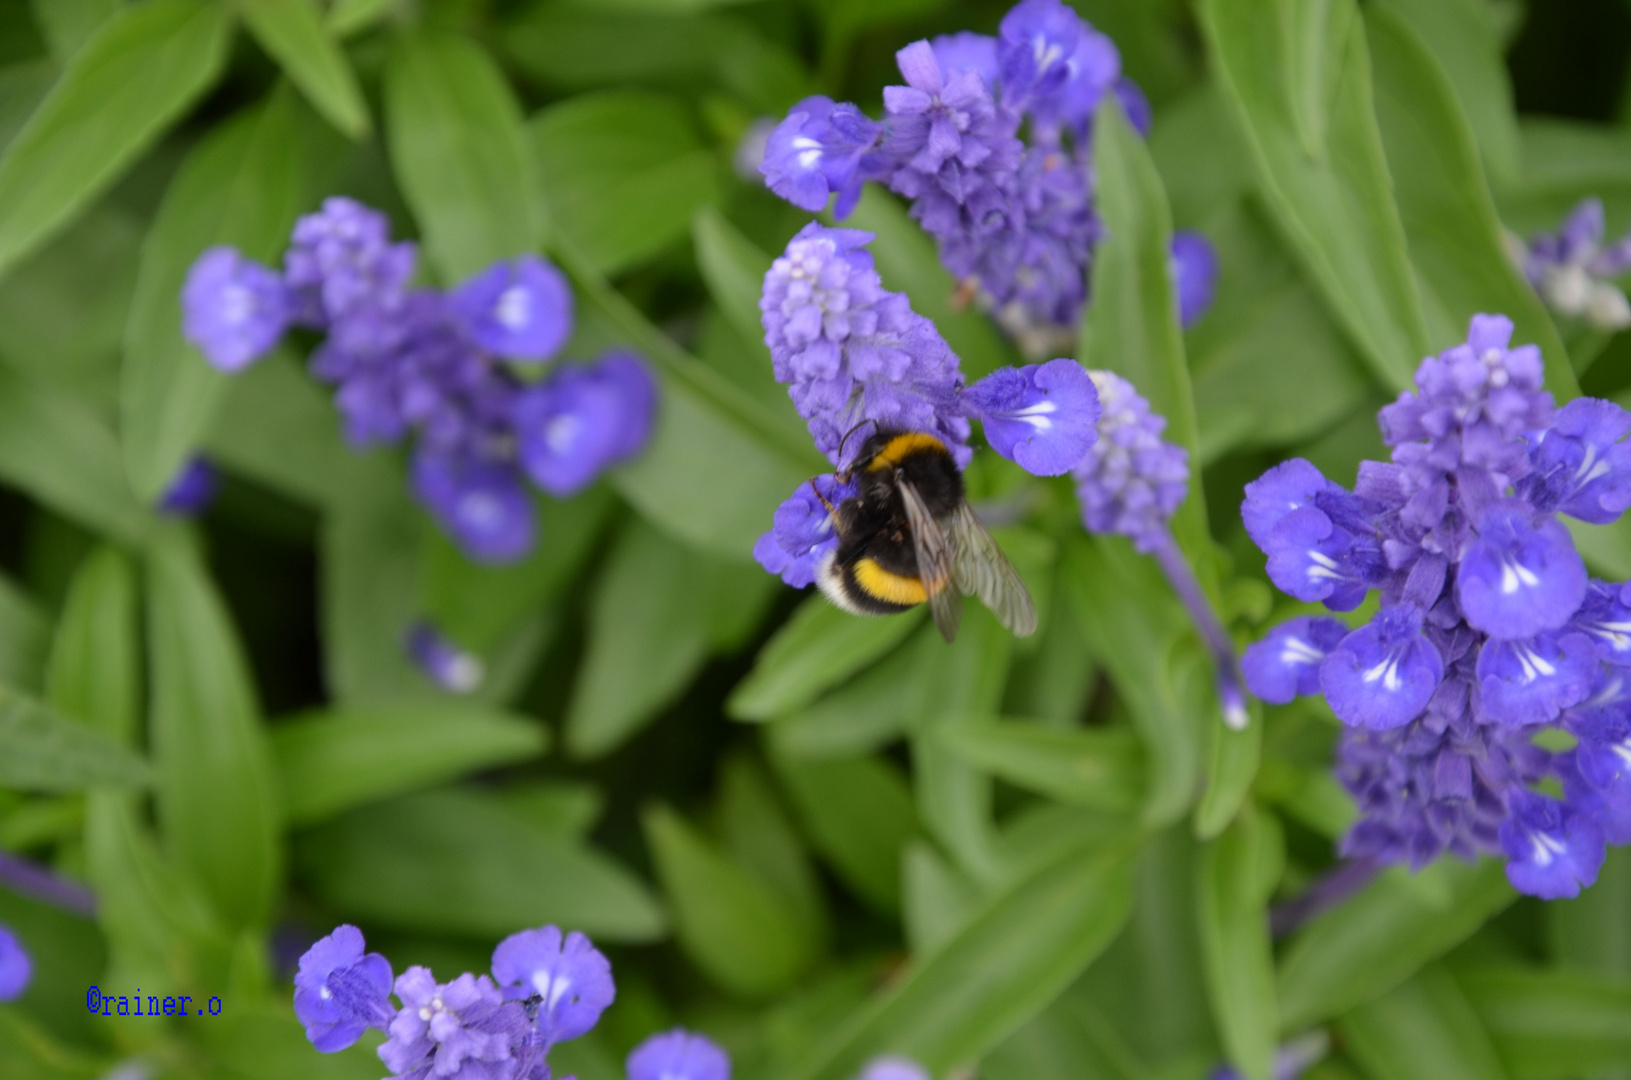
[833,420,874,480]
[808,478,845,537]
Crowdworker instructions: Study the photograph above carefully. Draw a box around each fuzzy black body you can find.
[818,430,964,615]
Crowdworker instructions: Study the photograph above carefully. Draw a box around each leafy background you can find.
[0,0,1630,1078]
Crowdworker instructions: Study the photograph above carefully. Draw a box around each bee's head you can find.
[832,419,877,482]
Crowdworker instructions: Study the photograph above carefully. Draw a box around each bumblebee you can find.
[814,428,1037,642]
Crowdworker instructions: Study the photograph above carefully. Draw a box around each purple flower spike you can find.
[1457,506,1588,640]
[0,924,30,1002]
[1571,580,1631,665]
[1171,231,1218,327]
[1568,705,1631,833]
[379,967,527,1080]
[1476,631,1598,726]
[293,925,395,1053]
[1524,397,1631,524]
[491,926,614,1046]
[158,457,220,517]
[1242,617,1350,704]
[1072,371,1189,553]
[857,1058,931,1080]
[1241,458,1336,547]
[963,359,1100,476]
[754,475,856,589]
[998,0,1081,104]
[760,96,882,219]
[1262,503,1382,612]
[628,1029,730,1080]
[1522,197,1631,330]
[931,33,999,87]
[181,247,290,372]
[411,451,536,565]
[513,351,657,497]
[404,620,485,694]
[285,196,417,327]
[1500,789,1606,899]
[1319,606,1444,730]
[451,255,574,363]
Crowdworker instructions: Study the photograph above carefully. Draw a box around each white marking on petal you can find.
[1500,557,1541,595]
[1279,636,1326,666]
[1362,655,1403,693]
[1529,830,1567,867]
[546,414,583,454]
[495,285,532,331]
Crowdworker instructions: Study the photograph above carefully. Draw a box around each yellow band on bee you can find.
[852,558,929,606]
[864,432,945,472]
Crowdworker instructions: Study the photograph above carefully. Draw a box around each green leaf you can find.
[729,596,924,721]
[717,752,829,948]
[0,686,148,791]
[1197,806,1283,1080]
[938,718,1143,813]
[0,363,151,542]
[1196,706,1262,840]
[1083,99,1212,565]
[241,0,369,138]
[197,1001,386,1080]
[766,628,927,759]
[122,89,314,503]
[643,803,817,998]
[693,207,771,351]
[902,840,980,955]
[30,0,122,60]
[1461,967,1631,1080]
[791,836,1136,1080]
[1341,965,1510,1080]
[567,519,773,758]
[0,0,231,278]
[844,187,1013,381]
[0,571,48,694]
[1364,6,1575,396]
[45,547,137,741]
[1277,859,1515,1031]
[1549,846,1631,978]
[385,29,536,282]
[327,0,398,38]
[146,524,282,930]
[1061,534,1202,827]
[271,705,549,826]
[299,788,666,942]
[772,751,921,915]
[1200,0,1428,390]
[530,90,720,277]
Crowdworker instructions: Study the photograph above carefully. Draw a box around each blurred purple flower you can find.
[411,450,536,565]
[293,925,395,1053]
[404,620,485,695]
[181,247,290,371]
[627,1029,729,1080]
[450,255,574,364]
[513,351,657,498]
[1171,231,1218,327]
[490,926,614,1046]
[158,457,220,517]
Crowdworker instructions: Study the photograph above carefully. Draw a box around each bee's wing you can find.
[898,476,963,643]
[948,502,1037,637]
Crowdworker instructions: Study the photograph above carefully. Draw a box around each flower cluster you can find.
[1515,197,1631,331]
[1242,314,1631,898]
[0,922,30,1001]
[754,224,1101,586]
[181,198,657,564]
[757,0,1213,351]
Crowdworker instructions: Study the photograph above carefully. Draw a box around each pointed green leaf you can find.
[792,835,1136,1080]
[0,687,148,791]
[122,89,314,503]
[767,626,928,759]
[717,753,829,949]
[1461,967,1631,1080]
[30,0,122,60]
[1200,0,1428,390]
[0,571,48,694]
[1342,965,1510,1080]
[644,803,816,998]
[299,788,666,942]
[385,29,536,282]
[0,0,231,277]
[693,207,772,350]
[1198,806,1282,1080]
[271,705,549,826]
[45,547,138,741]
[729,596,924,721]
[1278,859,1515,1030]
[1196,708,1262,840]
[146,524,282,930]
[241,0,370,138]
[772,751,921,915]
[1549,846,1631,979]
[938,718,1144,813]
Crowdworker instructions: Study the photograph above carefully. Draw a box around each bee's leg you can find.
[809,478,846,537]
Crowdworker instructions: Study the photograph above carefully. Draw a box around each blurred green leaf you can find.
[498,781,605,840]
[1372,0,1519,185]
[299,787,667,942]
[730,596,924,721]
[718,752,828,949]
[1062,535,1201,827]
[197,1002,385,1080]
[44,547,137,741]
[0,571,48,694]
[1549,846,1631,978]
[1342,965,1509,1080]
[386,29,536,282]
[0,1007,106,1080]
[1196,708,1262,840]
[1278,859,1515,1031]
[30,0,121,61]
[1197,806,1282,1080]
[903,840,980,955]
[271,705,549,825]
[1200,0,1428,391]
[0,0,230,278]
[122,88,313,504]
[773,750,920,915]
[938,718,1143,814]
[146,524,282,930]
[694,207,771,351]
[1365,6,1574,394]
[531,90,719,276]
[241,0,370,139]
[845,188,1013,381]
[1497,120,1631,236]
[0,363,150,542]
[792,835,1136,1080]
[1462,967,1631,1080]
[327,0,397,38]
[766,627,926,759]
[644,802,817,998]
[0,686,148,791]
[568,518,773,758]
